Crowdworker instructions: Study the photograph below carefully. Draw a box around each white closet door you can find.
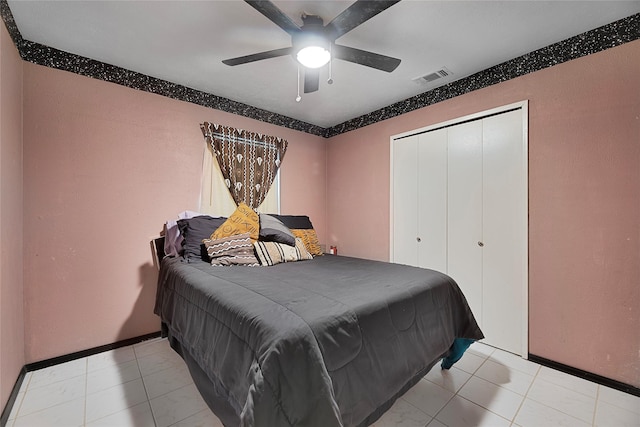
[482,110,526,354]
[447,121,484,323]
[392,136,419,266]
[417,130,448,272]
[391,103,528,357]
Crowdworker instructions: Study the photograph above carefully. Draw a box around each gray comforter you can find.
[154,255,483,427]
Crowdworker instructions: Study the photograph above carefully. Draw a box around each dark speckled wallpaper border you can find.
[1,0,638,138]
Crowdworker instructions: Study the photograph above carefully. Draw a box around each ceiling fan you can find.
[222,0,402,94]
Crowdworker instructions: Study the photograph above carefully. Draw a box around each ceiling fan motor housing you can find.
[293,14,330,55]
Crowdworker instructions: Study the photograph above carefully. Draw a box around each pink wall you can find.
[0,23,24,409]
[22,63,326,363]
[326,40,640,387]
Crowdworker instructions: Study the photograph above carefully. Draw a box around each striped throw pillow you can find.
[254,238,313,266]
[202,233,260,266]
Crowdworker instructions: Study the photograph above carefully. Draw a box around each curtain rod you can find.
[209,132,280,149]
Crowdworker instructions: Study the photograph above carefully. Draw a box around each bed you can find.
[154,234,483,427]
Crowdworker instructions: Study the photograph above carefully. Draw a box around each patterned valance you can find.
[200,123,288,210]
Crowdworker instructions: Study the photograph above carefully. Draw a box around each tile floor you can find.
[6,338,639,427]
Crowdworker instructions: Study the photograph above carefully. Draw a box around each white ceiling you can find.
[8,0,640,128]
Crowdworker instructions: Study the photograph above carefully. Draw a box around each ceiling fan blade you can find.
[304,69,320,93]
[245,0,301,35]
[333,44,401,72]
[222,47,292,66]
[325,0,401,40]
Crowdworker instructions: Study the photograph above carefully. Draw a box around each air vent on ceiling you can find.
[413,67,453,85]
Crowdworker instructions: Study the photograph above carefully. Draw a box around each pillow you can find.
[211,203,260,242]
[254,238,313,266]
[270,214,323,256]
[203,233,260,266]
[259,214,295,246]
[291,229,324,256]
[164,210,208,257]
[177,215,227,260]
[164,221,182,258]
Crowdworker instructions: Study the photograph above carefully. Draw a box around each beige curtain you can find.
[200,123,287,210]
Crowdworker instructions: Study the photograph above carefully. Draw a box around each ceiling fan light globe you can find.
[296,46,330,69]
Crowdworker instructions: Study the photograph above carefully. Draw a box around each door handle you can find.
[478,241,484,247]
[416,237,422,242]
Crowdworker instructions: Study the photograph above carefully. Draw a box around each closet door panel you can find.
[482,110,525,354]
[417,130,448,272]
[447,121,484,323]
[392,136,419,266]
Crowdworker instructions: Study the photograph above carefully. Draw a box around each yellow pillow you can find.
[211,203,260,242]
[291,229,323,256]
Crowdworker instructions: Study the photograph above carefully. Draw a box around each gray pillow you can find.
[259,214,296,246]
[177,215,226,260]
